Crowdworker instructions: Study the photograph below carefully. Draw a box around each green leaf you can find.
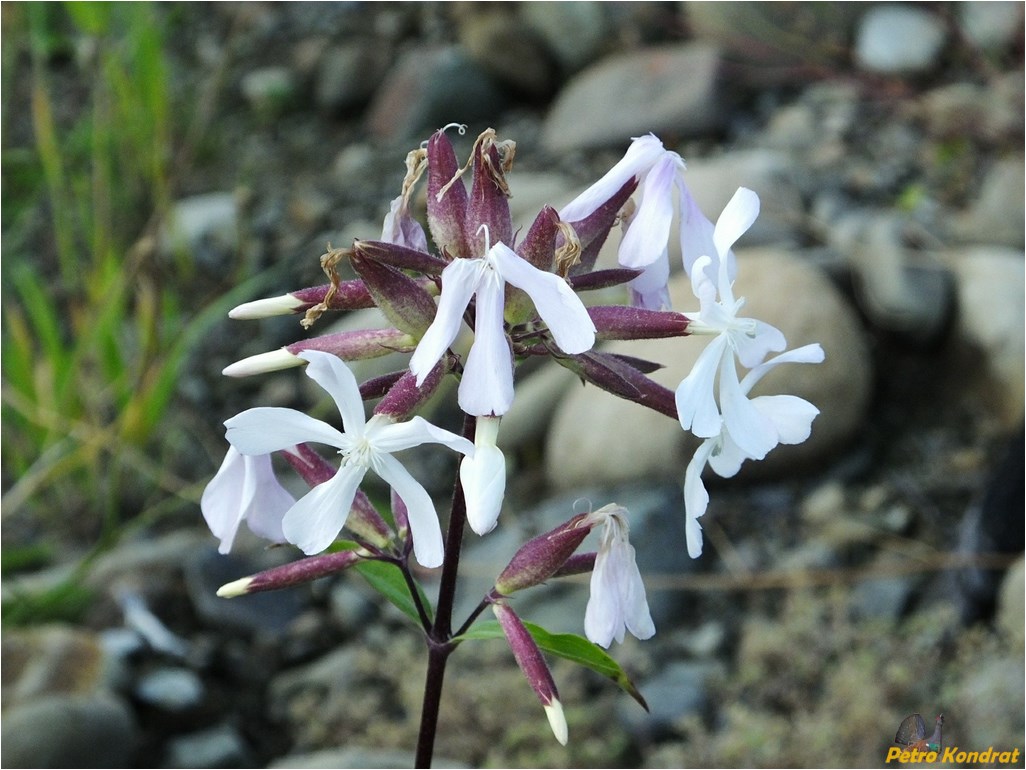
[456,619,648,711]
[354,559,433,628]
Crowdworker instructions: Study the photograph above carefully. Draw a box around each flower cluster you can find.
[200,126,822,748]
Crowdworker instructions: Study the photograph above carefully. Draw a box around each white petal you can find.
[460,445,506,535]
[370,415,474,456]
[712,187,760,261]
[718,354,778,460]
[298,350,366,434]
[222,348,303,377]
[683,441,716,559]
[628,254,670,310]
[750,394,820,445]
[225,407,347,455]
[282,464,364,554]
[740,343,825,393]
[615,539,655,640]
[558,134,667,222]
[618,153,677,269]
[241,454,293,544]
[544,700,569,747]
[200,447,249,554]
[229,294,306,320]
[458,273,514,416]
[585,547,622,647]
[677,180,721,277]
[732,319,787,369]
[491,243,596,354]
[706,431,748,478]
[675,335,727,437]
[409,257,484,384]
[375,453,444,567]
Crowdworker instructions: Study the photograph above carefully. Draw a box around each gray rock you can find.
[919,78,1025,143]
[271,747,466,769]
[951,158,1026,248]
[0,694,138,768]
[521,1,612,73]
[365,45,509,143]
[959,1,1025,52]
[542,43,724,153]
[163,724,252,769]
[456,6,558,98]
[854,5,947,74]
[546,251,871,488]
[2,625,116,707]
[848,568,915,621]
[159,193,239,269]
[315,42,391,113]
[135,667,205,712]
[240,66,297,118]
[944,247,1025,427]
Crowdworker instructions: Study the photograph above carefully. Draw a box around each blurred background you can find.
[2,2,1023,767]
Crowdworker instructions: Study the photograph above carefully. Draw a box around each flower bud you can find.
[568,268,643,292]
[354,239,448,275]
[426,126,471,258]
[494,512,591,595]
[351,254,439,337]
[589,306,690,341]
[373,359,449,422]
[217,549,364,597]
[228,280,375,319]
[459,416,506,535]
[492,602,567,746]
[558,351,677,418]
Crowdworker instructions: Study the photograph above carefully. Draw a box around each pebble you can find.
[854,5,948,74]
[542,43,724,152]
[950,158,1026,248]
[959,1,1025,52]
[456,6,558,98]
[546,250,872,488]
[162,724,252,769]
[365,45,509,143]
[315,41,391,114]
[240,66,298,119]
[0,694,139,768]
[944,246,1025,426]
[520,1,612,73]
[135,667,205,712]
[159,193,239,270]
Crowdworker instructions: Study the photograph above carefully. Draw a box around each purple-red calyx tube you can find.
[589,306,690,341]
[494,513,592,595]
[217,550,363,597]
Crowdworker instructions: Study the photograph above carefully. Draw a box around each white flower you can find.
[200,447,293,554]
[583,504,655,647]
[223,350,473,568]
[683,344,825,558]
[675,187,788,459]
[459,415,506,534]
[409,237,595,416]
[558,134,722,309]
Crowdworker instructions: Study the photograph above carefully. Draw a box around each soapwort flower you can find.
[675,187,788,459]
[200,447,292,554]
[559,133,719,309]
[683,344,825,558]
[583,504,655,648]
[222,350,473,567]
[409,229,596,417]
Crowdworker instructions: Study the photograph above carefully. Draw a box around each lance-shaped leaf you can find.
[351,254,439,337]
[566,177,637,276]
[589,306,690,341]
[457,618,648,711]
[354,558,433,626]
[557,350,677,418]
[217,549,364,597]
[467,129,513,252]
[492,603,568,745]
[354,239,449,275]
[229,280,376,319]
[427,128,471,258]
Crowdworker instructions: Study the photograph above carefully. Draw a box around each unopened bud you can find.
[217,549,364,597]
[494,513,591,595]
[590,306,690,341]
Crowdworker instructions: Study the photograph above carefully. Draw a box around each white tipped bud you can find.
[216,577,253,598]
[229,294,305,319]
[544,700,568,746]
[222,348,302,377]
